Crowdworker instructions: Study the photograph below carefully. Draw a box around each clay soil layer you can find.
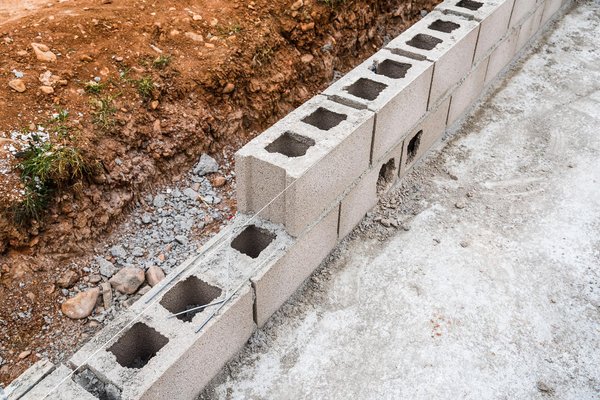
[0,0,438,386]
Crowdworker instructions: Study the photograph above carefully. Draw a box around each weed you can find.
[137,76,154,100]
[85,81,105,94]
[92,96,117,131]
[252,46,273,67]
[153,54,172,69]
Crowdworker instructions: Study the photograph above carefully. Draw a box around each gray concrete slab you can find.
[200,2,600,398]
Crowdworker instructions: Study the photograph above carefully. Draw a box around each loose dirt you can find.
[0,0,440,386]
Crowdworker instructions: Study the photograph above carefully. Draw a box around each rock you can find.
[211,175,227,187]
[18,350,31,359]
[31,43,57,62]
[183,188,199,201]
[145,266,165,287]
[379,218,392,227]
[132,247,144,257]
[536,381,554,393]
[88,274,102,284]
[8,79,26,93]
[291,0,303,10]
[184,32,204,42]
[150,100,159,110]
[40,85,54,94]
[460,240,470,248]
[38,70,61,86]
[100,282,112,309]
[141,213,152,224]
[109,267,144,294]
[175,235,187,245]
[193,154,219,176]
[455,201,466,209]
[301,54,314,63]
[223,82,235,94]
[153,194,166,208]
[96,257,116,278]
[110,245,127,259]
[61,287,100,319]
[57,270,79,288]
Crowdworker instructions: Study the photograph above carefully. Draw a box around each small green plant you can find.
[153,54,172,69]
[85,81,105,94]
[137,76,154,100]
[92,96,117,131]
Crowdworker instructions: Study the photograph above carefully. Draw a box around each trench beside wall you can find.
[6,0,573,397]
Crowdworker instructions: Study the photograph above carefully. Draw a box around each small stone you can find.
[184,31,204,42]
[138,286,151,296]
[132,247,145,257]
[290,0,303,10]
[96,257,116,278]
[18,350,31,359]
[300,22,315,31]
[193,154,219,176]
[536,381,554,393]
[460,240,470,248]
[16,50,28,56]
[145,266,165,287]
[223,82,235,94]
[57,270,79,288]
[141,213,152,224]
[40,85,54,94]
[455,201,466,209]
[100,282,112,309]
[301,54,314,63]
[110,245,127,259]
[183,188,199,201]
[192,14,203,21]
[109,267,145,294]
[153,194,166,208]
[8,79,26,93]
[61,287,100,319]
[88,274,102,284]
[31,43,57,62]
[380,218,392,227]
[211,175,227,187]
[80,54,93,62]
[175,235,188,245]
[150,100,159,110]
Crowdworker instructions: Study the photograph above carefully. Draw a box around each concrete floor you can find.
[201,2,600,399]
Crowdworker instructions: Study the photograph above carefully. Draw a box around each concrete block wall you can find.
[13,0,574,398]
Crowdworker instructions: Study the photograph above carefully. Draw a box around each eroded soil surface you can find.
[0,0,439,386]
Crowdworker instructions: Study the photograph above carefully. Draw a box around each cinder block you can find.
[485,27,519,84]
[251,206,339,327]
[516,3,545,50]
[385,11,479,108]
[21,365,97,400]
[509,0,538,27]
[400,96,452,177]
[447,58,488,126]
[338,166,382,240]
[322,49,433,163]
[437,0,515,63]
[5,359,55,399]
[541,0,562,25]
[236,95,374,237]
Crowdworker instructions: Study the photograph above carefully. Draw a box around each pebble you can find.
[101,282,112,309]
[460,240,470,248]
[40,85,54,94]
[88,274,102,284]
[61,287,100,319]
[536,381,554,393]
[57,270,79,288]
[8,79,26,93]
[109,267,145,294]
[290,0,303,10]
[18,350,31,359]
[141,213,152,224]
[110,245,127,259]
[211,175,227,187]
[193,154,219,176]
[153,194,166,208]
[31,42,57,62]
[223,82,235,94]
[455,201,466,209]
[183,188,199,201]
[96,257,116,278]
[184,32,204,42]
[145,266,165,287]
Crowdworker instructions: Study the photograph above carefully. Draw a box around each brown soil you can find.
[0,0,438,386]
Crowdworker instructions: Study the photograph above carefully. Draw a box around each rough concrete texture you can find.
[438,0,515,63]
[200,2,600,398]
[400,96,451,177]
[21,365,95,400]
[251,207,339,328]
[5,359,54,399]
[236,95,373,237]
[322,49,433,163]
[386,11,479,108]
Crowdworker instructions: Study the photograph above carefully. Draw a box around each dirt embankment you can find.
[0,0,438,385]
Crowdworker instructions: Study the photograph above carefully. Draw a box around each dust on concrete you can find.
[199,1,600,399]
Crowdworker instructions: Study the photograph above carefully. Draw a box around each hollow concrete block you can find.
[400,96,451,178]
[21,365,96,400]
[236,95,374,237]
[322,49,433,163]
[447,58,488,126]
[251,206,339,328]
[438,0,515,63]
[5,359,55,400]
[485,27,519,84]
[385,11,479,109]
[509,0,538,27]
[338,166,382,240]
[517,3,545,50]
[541,0,562,25]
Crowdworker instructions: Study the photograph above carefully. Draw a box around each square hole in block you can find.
[107,322,168,369]
[406,130,423,164]
[377,158,397,195]
[428,19,461,33]
[345,78,388,101]
[456,0,483,10]
[159,276,222,322]
[301,107,347,131]
[231,225,276,259]
[406,33,443,50]
[373,59,412,79]
[265,132,315,158]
